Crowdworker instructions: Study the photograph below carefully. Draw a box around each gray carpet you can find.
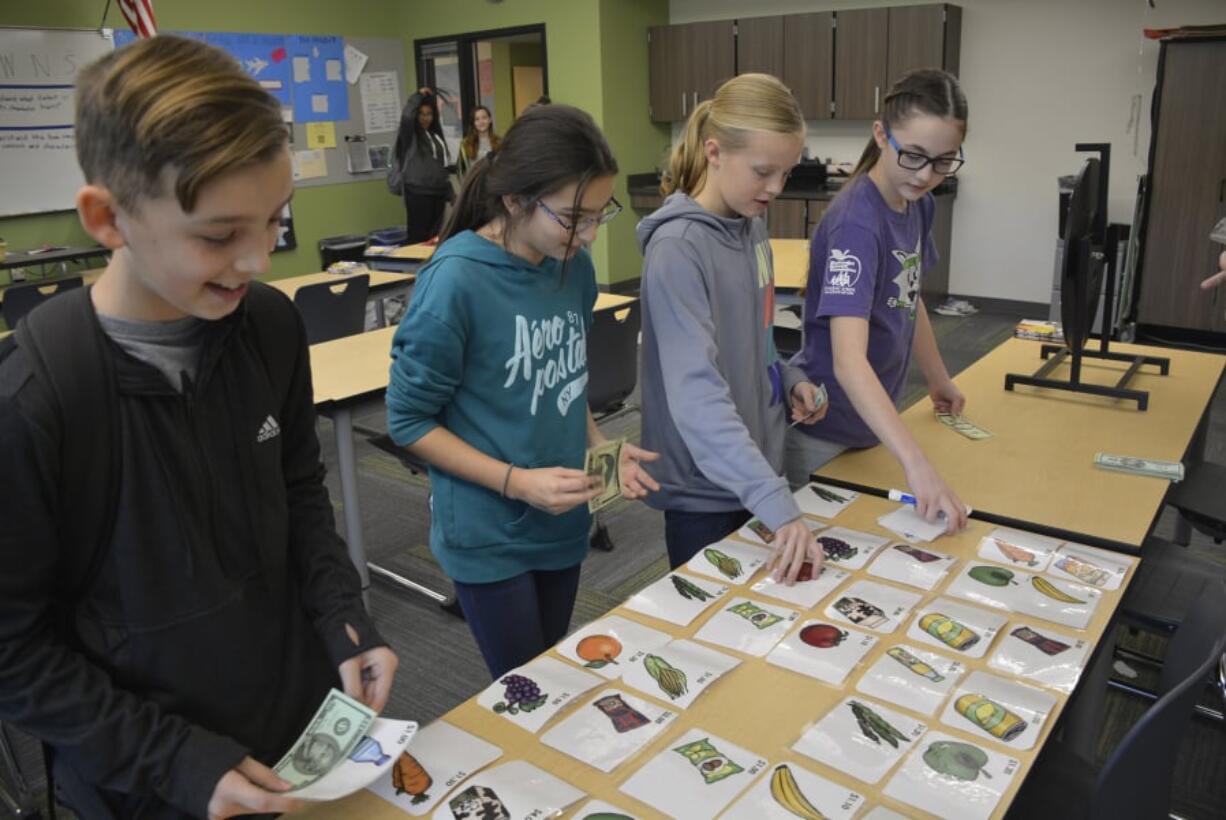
[4,306,1224,819]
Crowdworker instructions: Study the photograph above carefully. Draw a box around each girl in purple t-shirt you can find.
[786,69,971,531]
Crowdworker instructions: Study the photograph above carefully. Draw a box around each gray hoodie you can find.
[637,193,807,530]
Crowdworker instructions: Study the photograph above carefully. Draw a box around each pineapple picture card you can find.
[540,688,678,773]
[767,619,879,686]
[905,597,1008,660]
[823,579,924,634]
[622,571,729,627]
[721,761,867,820]
[793,481,860,520]
[867,542,958,591]
[855,644,966,717]
[430,760,583,820]
[619,638,741,710]
[476,655,602,734]
[555,615,671,680]
[882,731,1019,820]
[619,728,769,819]
[988,622,1092,694]
[683,537,771,585]
[938,670,1057,751]
[814,526,891,571]
[367,720,501,816]
[792,696,928,784]
[692,597,800,657]
[752,562,850,609]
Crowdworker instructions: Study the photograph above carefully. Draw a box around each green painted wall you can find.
[0,0,407,281]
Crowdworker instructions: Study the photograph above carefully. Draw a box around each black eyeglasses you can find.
[536,197,623,232]
[884,122,965,176]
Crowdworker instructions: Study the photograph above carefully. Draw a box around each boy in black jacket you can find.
[0,36,398,819]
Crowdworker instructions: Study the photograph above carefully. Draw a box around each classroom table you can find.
[365,241,436,272]
[0,245,110,280]
[270,269,416,326]
[816,338,1226,553]
[293,492,1137,820]
[310,292,643,604]
[771,237,810,292]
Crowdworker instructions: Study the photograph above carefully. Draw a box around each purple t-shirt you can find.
[792,174,938,448]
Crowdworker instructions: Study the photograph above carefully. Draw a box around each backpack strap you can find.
[13,286,119,603]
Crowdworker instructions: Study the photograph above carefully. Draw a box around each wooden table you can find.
[818,338,1225,552]
[295,492,1136,820]
[365,241,436,272]
[771,237,810,292]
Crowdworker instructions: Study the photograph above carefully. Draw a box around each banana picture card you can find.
[976,527,1061,571]
[619,638,741,710]
[793,481,860,520]
[945,562,1102,629]
[988,623,1092,694]
[793,696,928,784]
[622,571,730,627]
[905,597,1008,660]
[367,720,501,817]
[882,731,1019,820]
[430,760,583,820]
[619,729,769,819]
[720,761,866,820]
[823,580,924,634]
[554,615,671,680]
[767,620,879,686]
[938,670,1057,751]
[693,597,800,657]
[539,688,678,773]
[476,655,603,734]
[867,542,958,590]
[751,563,850,609]
[814,526,891,570]
[683,537,771,585]
[855,644,966,717]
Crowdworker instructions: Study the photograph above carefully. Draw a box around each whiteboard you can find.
[0,28,115,217]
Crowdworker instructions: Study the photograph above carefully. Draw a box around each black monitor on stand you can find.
[1004,143,1169,410]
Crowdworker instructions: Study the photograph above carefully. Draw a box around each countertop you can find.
[627,171,956,204]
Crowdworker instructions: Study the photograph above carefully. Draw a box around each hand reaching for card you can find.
[766,518,824,586]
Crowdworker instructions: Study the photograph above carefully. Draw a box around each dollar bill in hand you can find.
[586,437,625,512]
[273,688,377,790]
[787,383,829,428]
[936,412,993,440]
[1093,453,1185,482]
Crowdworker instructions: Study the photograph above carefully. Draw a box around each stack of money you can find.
[788,383,829,428]
[586,437,626,512]
[936,413,993,440]
[274,689,377,790]
[1093,453,1184,482]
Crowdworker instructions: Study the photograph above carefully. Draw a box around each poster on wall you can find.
[287,34,348,123]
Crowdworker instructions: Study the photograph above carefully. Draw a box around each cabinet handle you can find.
[681,92,687,116]
[874,86,880,114]
[692,91,699,109]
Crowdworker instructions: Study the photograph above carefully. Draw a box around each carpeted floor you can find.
[4,306,1224,819]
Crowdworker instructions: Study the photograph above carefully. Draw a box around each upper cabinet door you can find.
[888,4,962,84]
[736,15,784,79]
[686,20,736,103]
[783,12,834,120]
[649,24,688,122]
[834,8,889,120]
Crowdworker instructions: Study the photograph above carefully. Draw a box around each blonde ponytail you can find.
[661,73,804,198]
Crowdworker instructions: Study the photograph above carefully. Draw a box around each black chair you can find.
[2,277,83,329]
[317,234,368,270]
[0,723,41,819]
[1167,460,1226,545]
[293,274,369,345]
[1012,579,1226,820]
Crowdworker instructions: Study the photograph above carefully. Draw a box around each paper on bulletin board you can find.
[360,71,401,135]
[344,43,369,84]
[306,122,337,149]
[292,149,328,181]
[287,34,348,123]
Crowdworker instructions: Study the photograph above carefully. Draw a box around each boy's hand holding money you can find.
[208,758,299,820]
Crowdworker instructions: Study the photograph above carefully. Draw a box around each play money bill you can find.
[273,688,376,790]
[788,382,829,428]
[1094,453,1184,482]
[586,437,625,512]
[936,412,993,440]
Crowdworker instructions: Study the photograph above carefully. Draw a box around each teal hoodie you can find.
[386,230,597,583]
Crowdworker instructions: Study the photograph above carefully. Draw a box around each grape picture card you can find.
[751,563,850,609]
[431,760,583,820]
[793,481,860,520]
[868,542,958,591]
[622,571,729,627]
[792,696,928,784]
[619,729,769,819]
[882,731,1019,820]
[905,597,1007,660]
[823,579,923,634]
[692,597,799,657]
[1047,542,1133,591]
[854,644,966,717]
[938,670,1057,751]
[720,761,867,820]
[683,537,771,585]
[946,562,1103,629]
[367,720,501,816]
[976,527,1061,571]
[540,689,678,773]
[476,655,602,734]
[814,526,891,570]
[555,615,671,680]
[619,638,741,709]
[988,622,1092,694]
[767,620,879,686]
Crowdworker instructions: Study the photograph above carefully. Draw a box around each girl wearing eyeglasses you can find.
[386,105,658,679]
[786,68,970,532]
[637,73,827,584]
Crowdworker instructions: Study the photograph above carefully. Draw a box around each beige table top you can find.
[819,338,1225,550]
[294,492,1135,820]
[771,237,810,291]
[386,242,437,260]
[269,270,415,301]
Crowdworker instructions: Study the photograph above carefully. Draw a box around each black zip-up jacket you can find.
[0,284,385,818]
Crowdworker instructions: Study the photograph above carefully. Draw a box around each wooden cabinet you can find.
[767,199,807,239]
[887,4,961,85]
[648,21,734,122]
[1137,38,1226,333]
[648,24,688,122]
[834,8,889,121]
[736,15,784,79]
[783,12,834,120]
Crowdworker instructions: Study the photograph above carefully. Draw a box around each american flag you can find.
[117,0,158,39]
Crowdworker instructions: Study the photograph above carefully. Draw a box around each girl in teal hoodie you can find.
[386,105,659,679]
